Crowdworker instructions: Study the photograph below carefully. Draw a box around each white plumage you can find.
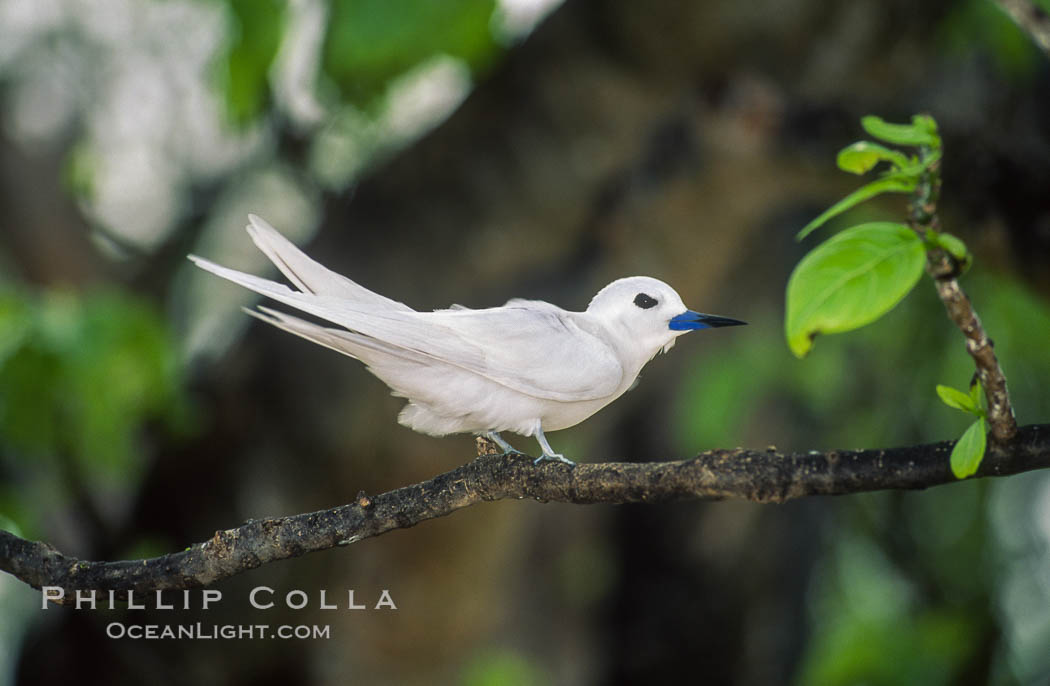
[190,215,745,464]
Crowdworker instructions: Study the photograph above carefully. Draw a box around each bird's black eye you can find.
[633,293,658,309]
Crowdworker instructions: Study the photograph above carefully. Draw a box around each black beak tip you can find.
[706,315,748,328]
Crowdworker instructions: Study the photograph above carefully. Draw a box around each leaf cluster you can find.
[935,383,987,479]
[787,115,950,359]
[785,114,991,478]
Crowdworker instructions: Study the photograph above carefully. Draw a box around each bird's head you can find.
[587,276,746,356]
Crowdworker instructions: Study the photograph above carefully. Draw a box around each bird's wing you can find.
[245,214,414,311]
[189,257,623,401]
[419,303,625,401]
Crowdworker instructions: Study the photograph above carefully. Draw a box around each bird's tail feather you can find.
[188,254,407,345]
[189,254,411,342]
[249,306,434,367]
[189,253,303,304]
[244,214,414,311]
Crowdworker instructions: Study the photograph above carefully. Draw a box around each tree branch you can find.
[3,424,1049,601]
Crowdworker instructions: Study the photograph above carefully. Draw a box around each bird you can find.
[189,215,746,465]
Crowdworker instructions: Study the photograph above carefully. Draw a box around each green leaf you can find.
[911,114,939,140]
[923,231,972,275]
[860,115,940,148]
[786,223,926,358]
[936,384,977,414]
[950,417,986,479]
[969,379,983,409]
[836,141,911,175]
[933,232,968,260]
[796,176,917,241]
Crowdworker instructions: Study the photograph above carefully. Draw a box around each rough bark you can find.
[3,424,1048,601]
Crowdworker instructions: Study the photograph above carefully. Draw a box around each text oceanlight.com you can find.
[105,623,331,640]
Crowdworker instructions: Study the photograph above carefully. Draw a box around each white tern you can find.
[190,215,745,465]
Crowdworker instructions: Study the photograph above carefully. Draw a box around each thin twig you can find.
[926,253,1019,443]
[909,154,1018,444]
[3,425,1048,600]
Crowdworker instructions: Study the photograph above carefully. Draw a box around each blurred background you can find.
[1,0,1050,683]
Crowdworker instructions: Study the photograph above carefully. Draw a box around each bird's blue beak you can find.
[669,310,747,331]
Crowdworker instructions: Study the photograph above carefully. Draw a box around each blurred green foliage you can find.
[940,0,1050,79]
[0,288,190,534]
[797,477,999,685]
[61,141,97,203]
[461,650,544,686]
[797,533,982,686]
[212,0,500,123]
[218,0,287,124]
[324,0,499,104]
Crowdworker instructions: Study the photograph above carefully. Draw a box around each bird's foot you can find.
[531,425,575,466]
[478,432,528,458]
[533,453,576,467]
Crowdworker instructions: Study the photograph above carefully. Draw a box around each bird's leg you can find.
[533,427,576,466]
[481,432,525,457]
